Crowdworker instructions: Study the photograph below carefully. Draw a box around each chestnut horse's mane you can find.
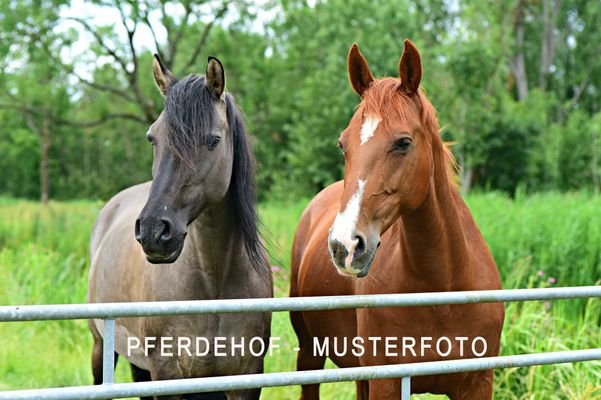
[358,77,459,189]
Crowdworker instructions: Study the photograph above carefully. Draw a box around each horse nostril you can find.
[354,234,366,258]
[332,245,340,258]
[159,217,173,243]
[135,219,142,243]
[329,238,348,261]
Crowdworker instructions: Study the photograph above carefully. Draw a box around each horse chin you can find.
[334,253,375,278]
[336,267,370,278]
[144,243,184,265]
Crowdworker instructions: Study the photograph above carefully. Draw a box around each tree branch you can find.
[62,112,148,127]
[66,14,154,124]
[37,40,137,103]
[116,0,139,78]
[66,16,131,76]
[140,2,163,57]
[566,42,601,110]
[179,0,230,74]
[0,102,147,127]
[168,0,193,67]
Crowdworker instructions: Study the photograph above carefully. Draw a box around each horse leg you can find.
[150,366,226,400]
[355,380,369,400]
[149,363,183,400]
[290,311,326,400]
[367,378,400,400]
[89,320,119,385]
[91,335,103,385]
[223,355,264,400]
[130,363,153,400]
[184,393,227,400]
[448,370,494,400]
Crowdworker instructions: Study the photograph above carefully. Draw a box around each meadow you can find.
[0,192,600,399]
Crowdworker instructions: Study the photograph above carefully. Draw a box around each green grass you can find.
[0,193,600,398]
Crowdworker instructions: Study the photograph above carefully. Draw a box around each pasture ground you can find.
[0,192,600,399]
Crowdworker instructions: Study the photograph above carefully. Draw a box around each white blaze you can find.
[330,179,366,269]
[360,115,380,145]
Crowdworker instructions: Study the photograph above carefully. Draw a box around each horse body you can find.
[89,183,271,380]
[88,56,271,400]
[291,41,504,400]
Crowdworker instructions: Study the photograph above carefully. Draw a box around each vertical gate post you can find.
[401,376,411,400]
[102,319,115,384]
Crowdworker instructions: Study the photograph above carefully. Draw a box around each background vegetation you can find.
[0,196,599,399]
[1,0,600,398]
[1,0,601,201]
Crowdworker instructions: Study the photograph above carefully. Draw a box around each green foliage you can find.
[467,192,601,290]
[2,0,601,200]
[557,110,596,190]
[0,125,39,198]
[476,110,540,193]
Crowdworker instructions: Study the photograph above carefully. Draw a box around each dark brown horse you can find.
[88,56,272,400]
[290,40,504,399]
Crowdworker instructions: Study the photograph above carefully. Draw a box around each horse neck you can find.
[186,193,245,294]
[398,141,468,291]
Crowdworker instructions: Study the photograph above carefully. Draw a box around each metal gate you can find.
[1,286,600,400]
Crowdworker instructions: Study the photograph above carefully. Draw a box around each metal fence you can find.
[1,286,600,400]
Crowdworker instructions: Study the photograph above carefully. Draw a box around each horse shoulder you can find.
[89,182,151,299]
[292,181,343,270]
[292,181,357,298]
[91,182,151,252]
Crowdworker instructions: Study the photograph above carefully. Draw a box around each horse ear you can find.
[206,56,225,98]
[348,43,374,97]
[398,39,422,95]
[152,54,177,96]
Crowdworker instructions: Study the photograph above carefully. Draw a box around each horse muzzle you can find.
[135,215,186,264]
[328,232,379,278]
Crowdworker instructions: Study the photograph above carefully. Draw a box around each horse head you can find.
[329,40,449,277]
[135,56,232,264]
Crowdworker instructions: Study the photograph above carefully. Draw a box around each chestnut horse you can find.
[88,56,272,400]
[290,40,504,399]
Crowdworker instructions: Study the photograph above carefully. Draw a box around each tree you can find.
[0,0,72,202]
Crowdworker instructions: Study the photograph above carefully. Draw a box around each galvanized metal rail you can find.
[0,349,599,400]
[0,286,599,400]
[2,286,600,321]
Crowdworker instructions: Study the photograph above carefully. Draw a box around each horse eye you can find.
[207,135,221,151]
[393,137,412,153]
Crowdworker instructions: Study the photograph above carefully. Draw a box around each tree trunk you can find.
[24,111,51,203]
[461,165,473,197]
[539,0,561,90]
[511,0,529,101]
[593,125,600,194]
[40,113,51,203]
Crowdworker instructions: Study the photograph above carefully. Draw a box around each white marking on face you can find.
[330,179,366,268]
[360,115,380,145]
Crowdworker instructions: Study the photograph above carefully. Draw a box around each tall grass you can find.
[0,193,599,398]
[467,191,601,290]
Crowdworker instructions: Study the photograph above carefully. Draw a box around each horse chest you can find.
[355,301,500,366]
[115,311,268,377]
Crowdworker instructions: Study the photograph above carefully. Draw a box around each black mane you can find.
[164,74,268,272]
